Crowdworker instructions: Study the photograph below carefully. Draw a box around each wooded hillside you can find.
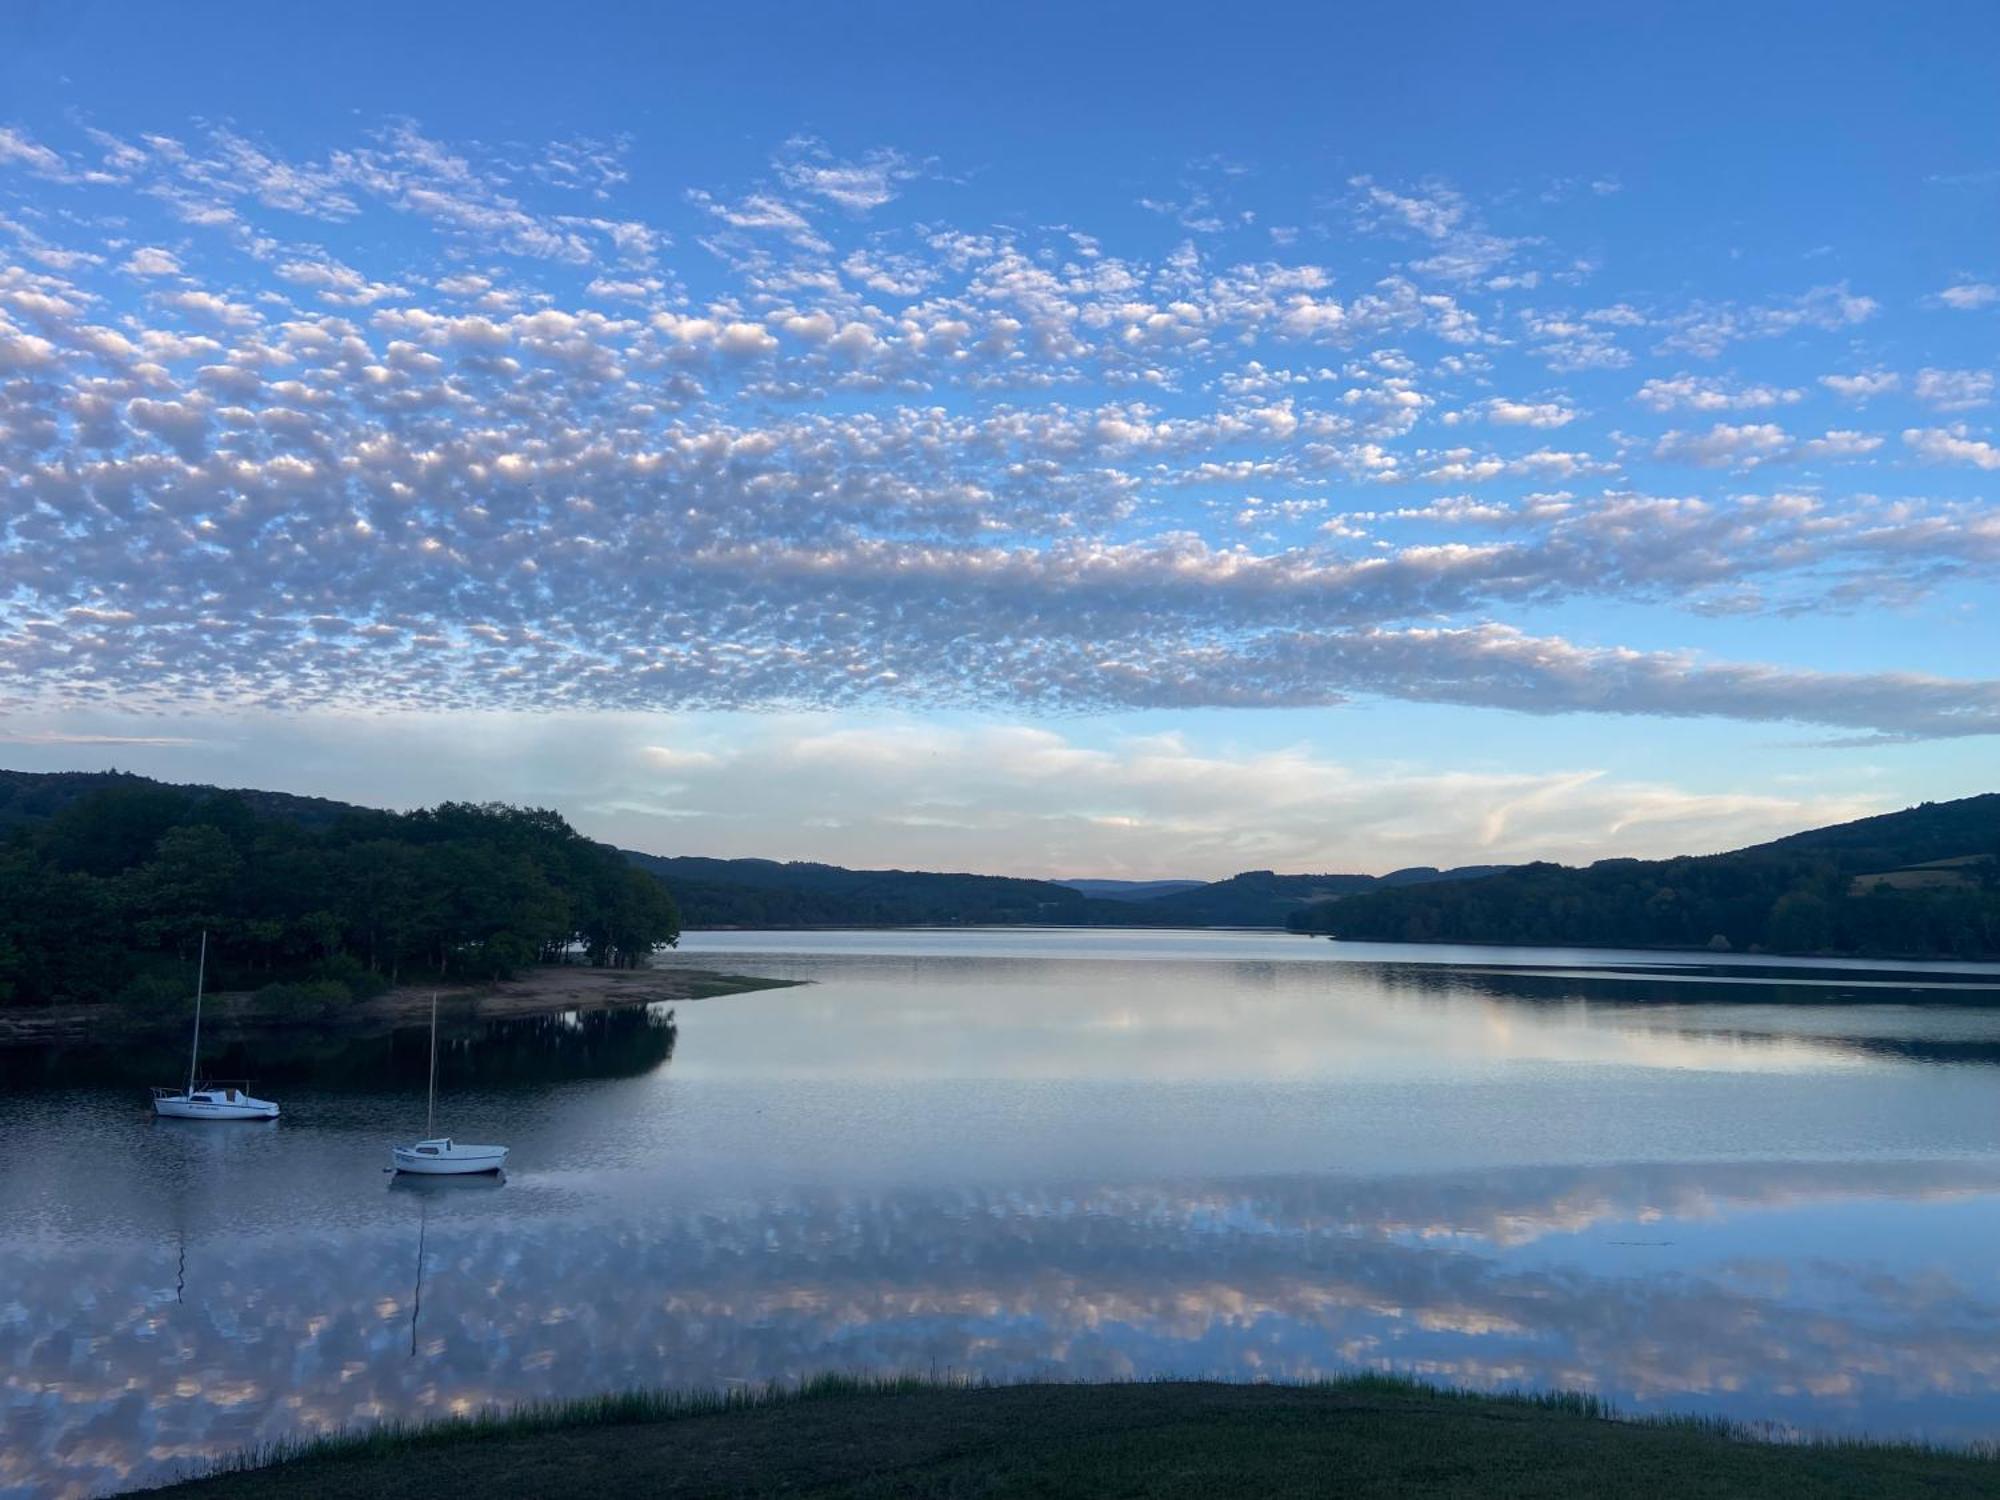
[1291,796,2000,959]
[0,771,679,1008]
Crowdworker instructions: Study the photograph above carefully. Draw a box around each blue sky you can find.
[1,2,1996,876]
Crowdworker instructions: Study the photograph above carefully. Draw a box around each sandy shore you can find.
[0,964,798,1048]
[355,965,794,1024]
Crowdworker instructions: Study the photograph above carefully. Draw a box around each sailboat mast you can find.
[186,930,207,1096]
[426,991,438,1138]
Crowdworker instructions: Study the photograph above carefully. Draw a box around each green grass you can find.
[142,1373,2000,1498]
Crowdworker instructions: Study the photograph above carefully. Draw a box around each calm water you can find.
[8,929,2000,1497]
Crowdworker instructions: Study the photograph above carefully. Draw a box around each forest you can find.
[1291,796,2000,959]
[0,774,680,1010]
[623,854,1513,928]
[622,850,1100,926]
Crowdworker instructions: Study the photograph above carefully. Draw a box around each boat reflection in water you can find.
[388,1171,508,1196]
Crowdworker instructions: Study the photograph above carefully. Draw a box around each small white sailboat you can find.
[151,932,280,1121]
[390,993,507,1176]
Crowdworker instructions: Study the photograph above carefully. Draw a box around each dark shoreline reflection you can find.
[1371,960,2000,1005]
[1365,963,2000,1066]
[0,1004,678,1092]
[8,1160,2000,1498]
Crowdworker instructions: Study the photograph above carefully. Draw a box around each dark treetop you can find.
[0,770,679,1009]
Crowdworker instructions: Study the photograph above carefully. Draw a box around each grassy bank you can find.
[147,1375,2000,1499]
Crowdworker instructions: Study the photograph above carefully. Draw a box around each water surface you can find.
[6,929,2000,1498]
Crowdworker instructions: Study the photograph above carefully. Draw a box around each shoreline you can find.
[0,965,800,1050]
[681,923,2000,974]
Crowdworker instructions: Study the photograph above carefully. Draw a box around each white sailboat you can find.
[390,993,507,1175]
[151,932,280,1121]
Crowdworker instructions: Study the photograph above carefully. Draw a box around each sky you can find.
[1,1,1997,878]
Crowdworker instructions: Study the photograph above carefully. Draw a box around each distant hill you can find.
[1293,795,2000,959]
[1121,866,1511,927]
[622,857,1507,929]
[623,852,1098,927]
[1056,879,1209,902]
[1756,797,2000,867]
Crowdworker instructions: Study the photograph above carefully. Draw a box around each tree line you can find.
[0,780,680,1009]
[1290,801,2000,960]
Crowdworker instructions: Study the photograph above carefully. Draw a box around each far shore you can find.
[688,922,2000,969]
[0,964,800,1050]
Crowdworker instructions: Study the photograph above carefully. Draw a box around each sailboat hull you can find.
[391,1140,507,1174]
[153,1092,280,1121]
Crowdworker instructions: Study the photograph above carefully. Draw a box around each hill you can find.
[1292,794,2000,959]
[0,767,366,833]
[623,856,1507,930]
[623,852,1098,927]
[0,770,678,1008]
[1108,866,1508,927]
[1054,878,1208,901]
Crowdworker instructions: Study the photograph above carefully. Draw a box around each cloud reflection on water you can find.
[8,1160,2000,1498]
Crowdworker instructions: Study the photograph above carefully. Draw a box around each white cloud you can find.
[1351,176,1464,239]
[1653,423,1793,468]
[1819,370,1900,400]
[1653,423,1883,469]
[1658,284,1878,358]
[1904,425,2000,470]
[1794,429,1883,460]
[0,126,76,179]
[1350,175,1530,285]
[1634,375,1802,412]
[1913,367,1994,411]
[688,188,830,252]
[119,247,182,277]
[1480,397,1577,428]
[1937,282,1998,310]
[526,135,630,199]
[1521,307,1637,371]
[774,138,921,213]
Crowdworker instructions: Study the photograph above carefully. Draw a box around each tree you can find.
[1768,891,1832,953]
[0,783,693,1008]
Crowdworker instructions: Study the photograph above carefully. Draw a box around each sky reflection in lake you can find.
[6,930,2000,1498]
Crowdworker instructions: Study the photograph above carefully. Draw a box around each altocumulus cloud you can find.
[0,118,1996,741]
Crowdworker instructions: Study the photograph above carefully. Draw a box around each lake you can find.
[8,928,2000,1498]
